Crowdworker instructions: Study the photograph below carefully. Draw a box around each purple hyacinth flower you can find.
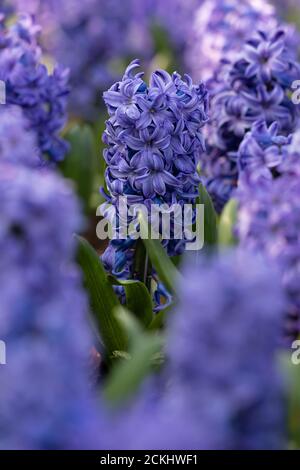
[201,26,300,212]
[237,119,292,180]
[101,59,208,305]
[236,132,300,342]
[0,163,104,449]
[186,0,278,82]
[0,106,40,167]
[113,250,286,450]
[0,14,70,163]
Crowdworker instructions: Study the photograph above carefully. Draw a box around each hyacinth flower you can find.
[0,163,104,449]
[101,59,208,304]
[0,14,70,163]
[114,251,286,450]
[186,0,277,82]
[237,119,292,180]
[201,27,300,212]
[0,106,40,167]
[236,131,300,343]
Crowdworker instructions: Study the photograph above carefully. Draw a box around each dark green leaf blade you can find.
[108,276,153,327]
[138,212,181,294]
[218,198,238,247]
[60,125,97,213]
[104,308,164,406]
[75,235,127,360]
[197,183,218,247]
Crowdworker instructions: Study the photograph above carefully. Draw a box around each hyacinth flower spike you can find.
[102,59,208,309]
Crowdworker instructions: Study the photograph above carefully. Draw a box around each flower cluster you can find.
[237,119,292,181]
[114,251,286,450]
[101,59,208,282]
[236,134,300,342]
[186,0,277,82]
[0,163,102,449]
[0,106,40,167]
[0,167,82,271]
[202,28,300,212]
[0,14,70,163]
[166,251,286,449]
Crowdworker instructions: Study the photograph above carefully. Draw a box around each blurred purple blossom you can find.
[186,0,277,82]
[237,119,292,180]
[236,132,300,342]
[154,0,204,52]
[202,28,300,212]
[0,14,70,162]
[0,106,40,167]
[114,251,286,450]
[0,164,103,449]
[13,0,155,119]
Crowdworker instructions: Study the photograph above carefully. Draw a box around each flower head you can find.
[0,106,40,167]
[114,251,286,450]
[236,132,300,341]
[103,60,208,202]
[186,0,277,82]
[237,119,292,180]
[102,60,208,288]
[202,27,300,211]
[0,163,102,449]
[0,14,70,163]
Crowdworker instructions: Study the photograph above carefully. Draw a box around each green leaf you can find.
[197,183,218,247]
[104,307,164,406]
[218,198,238,246]
[60,125,97,213]
[138,212,181,294]
[75,235,127,361]
[108,276,153,327]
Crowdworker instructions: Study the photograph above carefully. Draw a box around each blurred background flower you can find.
[0,164,103,449]
[201,27,300,212]
[111,251,287,450]
[236,131,300,343]
[0,14,70,162]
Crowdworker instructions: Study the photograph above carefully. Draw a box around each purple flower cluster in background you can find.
[0,164,103,449]
[237,119,292,181]
[236,131,300,342]
[0,106,40,167]
[114,251,286,450]
[12,0,155,120]
[101,60,208,289]
[186,0,277,82]
[0,14,70,163]
[202,28,300,212]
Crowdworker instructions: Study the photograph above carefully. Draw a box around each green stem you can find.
[132,240,152,293]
